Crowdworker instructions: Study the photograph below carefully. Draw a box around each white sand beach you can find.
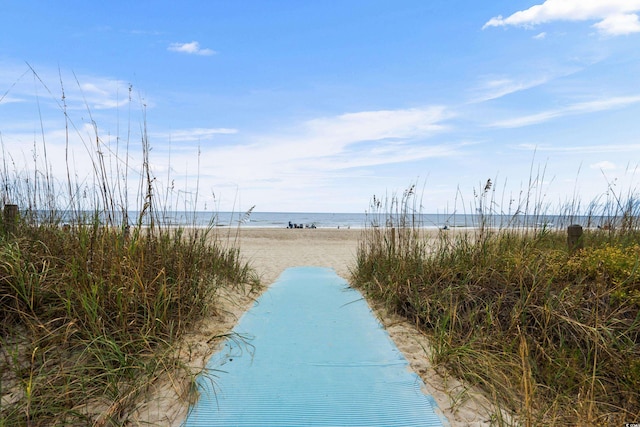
[135,227,500,426]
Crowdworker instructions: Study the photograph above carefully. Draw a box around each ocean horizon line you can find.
[27,208,614,230]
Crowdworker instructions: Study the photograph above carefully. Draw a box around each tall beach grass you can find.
[352,180,640,426]
[0,73,258,426]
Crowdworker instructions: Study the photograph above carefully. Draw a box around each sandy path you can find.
[136,227,501,426]
[233,228,361,283]
[231,227,501,426]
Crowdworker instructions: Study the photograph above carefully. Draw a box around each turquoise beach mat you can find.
[183,267,448,427]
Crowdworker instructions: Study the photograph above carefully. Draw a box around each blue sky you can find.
[1,1,640,213]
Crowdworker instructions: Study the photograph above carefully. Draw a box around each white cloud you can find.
[153,107,458,206]
[80,82,110,96]
[590,161,617,170]
[533,32,547,39]
[303,107,450,147]
[471,65,584,103]
[71,77,134,110]
[0,65,134,112]
[152,127,237,142]
[483,0,640,36]
[594,13,640,35]
[168,41,216,56]
[472,77,551,102]
[261,107,451,164]
[490,94,640,128]
[0,95,25,105]
[0,122,121,179]
[517,143,640,154]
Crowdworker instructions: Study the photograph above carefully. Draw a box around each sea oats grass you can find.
[1,221,255,426]
[352,183,640,426]
[1,71,258,425]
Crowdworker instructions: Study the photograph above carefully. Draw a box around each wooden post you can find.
[567,224,583,253]
[3,204,19,235]
[391,227,396,251]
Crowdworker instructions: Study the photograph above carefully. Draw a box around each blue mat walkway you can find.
[183,266,448,427]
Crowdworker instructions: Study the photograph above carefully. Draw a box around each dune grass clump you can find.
[1,219,255,426]
[352,185,640,426]
[0,73,259,425]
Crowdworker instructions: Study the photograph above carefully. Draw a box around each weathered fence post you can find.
[3,204,19,235]
[567,224,583,253]
[391,227,396,251]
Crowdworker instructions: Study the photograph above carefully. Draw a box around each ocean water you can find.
[156,211,598,230]
[47,209,604,230]
[164,211,373,228]
[160,211,473,229]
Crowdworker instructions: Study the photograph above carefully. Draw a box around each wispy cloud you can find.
[471,76,551,102]
[168,41,216,56]
[151,127,237,143]
[74,81,131,110]
[80,82,110,97]
[483,0,640,36]
[69,77,135,110]
[302,107,451,148]
[126,29,163,36]
[0,95,25,105]
[0,64,135,112]
[590,161,617,171]
[249,107,451,163]
[517,143,640,154]
[0,122,118,178]
[157,107,458,193]
[489,95,640,128]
